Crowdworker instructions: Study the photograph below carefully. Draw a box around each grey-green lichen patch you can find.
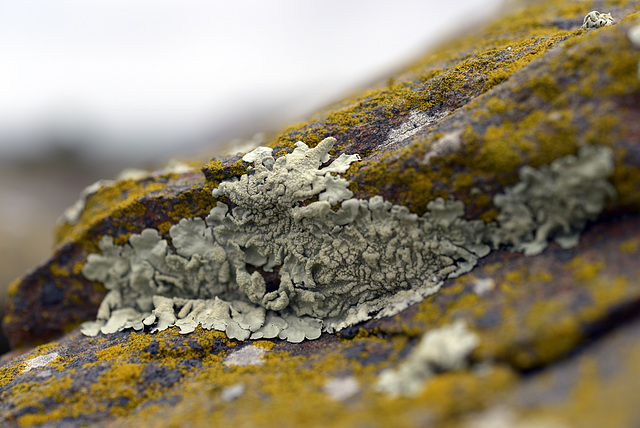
[422,130,463,165]
[80,137,614,343]
[376,320,479,397]
[581,11,615,30]
[472,277,495,296]
[629,23,640,47]
[492,145,615,256]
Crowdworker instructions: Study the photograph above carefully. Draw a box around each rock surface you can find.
[3,1,640,426]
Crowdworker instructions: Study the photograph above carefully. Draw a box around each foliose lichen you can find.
[492,144,616,256]
[79,137,614,343]
[581,11,615,30]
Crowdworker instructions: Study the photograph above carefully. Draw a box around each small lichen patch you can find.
[223,345,267,367]
[472,277,496,296]
[323,376,360,401]
[22,352,61,373]
[376,320,480,397]
[379,110,450,149]
[581,11,615,30]
[422,130,464,166]
[220,383,245,402]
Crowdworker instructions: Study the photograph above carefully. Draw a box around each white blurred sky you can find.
[0,0,504,161]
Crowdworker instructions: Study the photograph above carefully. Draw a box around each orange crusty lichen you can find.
[166,186,218,224]
[201,158,247,185]
[0,360,25,389]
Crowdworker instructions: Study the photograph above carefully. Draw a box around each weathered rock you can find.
[2,1,640,426]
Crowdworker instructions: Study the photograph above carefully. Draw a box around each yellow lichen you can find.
[55,179,168,246]
[14,377,75,427]
[620,238,638,254]
[252,340,275,351]
[0,360,25,389]
[88,363,145,415]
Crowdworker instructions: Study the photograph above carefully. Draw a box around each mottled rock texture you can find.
[3,1,640,426]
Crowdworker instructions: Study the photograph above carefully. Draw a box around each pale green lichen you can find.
[492,144,615,256]
[581,11,615,30]
[220,383,245,402]
[79,137,614,343]
[376,320,480,397]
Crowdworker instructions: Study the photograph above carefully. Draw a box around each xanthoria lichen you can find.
[80,137,614,342]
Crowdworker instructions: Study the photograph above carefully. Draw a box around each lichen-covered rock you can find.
[77,141,613,342]
[3,0,640,426]
[1,213,640,427]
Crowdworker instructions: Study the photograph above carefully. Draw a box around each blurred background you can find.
[0,0,505,352]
